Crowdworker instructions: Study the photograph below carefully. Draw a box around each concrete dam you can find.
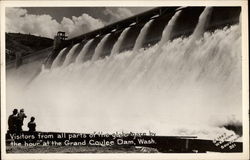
[6,6,242,152]
[7,6,241,71]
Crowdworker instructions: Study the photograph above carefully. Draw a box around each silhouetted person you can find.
[17,109,27,132]
[28,117,36,132]
[8,109,18,133]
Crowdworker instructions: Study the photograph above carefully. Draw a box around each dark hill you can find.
[6,33,53,62]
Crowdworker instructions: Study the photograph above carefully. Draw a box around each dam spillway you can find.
[6,6,242,141]
[42,6,241,68]
[6,7,241,69]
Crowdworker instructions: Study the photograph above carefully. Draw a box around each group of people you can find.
[8,108,36,133]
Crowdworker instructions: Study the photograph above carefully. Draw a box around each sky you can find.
[5,7,152,39]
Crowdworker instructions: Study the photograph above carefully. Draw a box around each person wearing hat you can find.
[8,109,18,133]
[17,108,27,132]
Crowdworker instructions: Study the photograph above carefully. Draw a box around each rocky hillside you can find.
[6,33,53,62]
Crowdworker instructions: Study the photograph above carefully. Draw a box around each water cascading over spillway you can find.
[96,27,131,79]
[91,33,111,61]
[121,19,154,69]
[62,43,80,67]
[51,48,67,69]
[110,19,155,86]
[187,7,213,52]
[158,10,182,50]
[133,19,154,52]
[75,39,94,63]
[139,10,182,80]
[7,8,242,139]
[110,27,131,56]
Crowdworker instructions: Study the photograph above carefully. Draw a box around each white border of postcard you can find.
[1,0,249,159]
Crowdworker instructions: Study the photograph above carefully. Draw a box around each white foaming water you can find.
[6,8,242,139]
[51,48,67,69]
[111,27,131,56]
[133,19,154,52]
[92,33,111,61]
[62,43,80,66]
[75,39,94,63]
[158,10,182,50]
[146,10,182,76]
[7,25,241,139]
[188,7,213,47]
[123,19,154,68]
[114,12,180,88]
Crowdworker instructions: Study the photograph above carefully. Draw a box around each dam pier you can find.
[6,7,241,70]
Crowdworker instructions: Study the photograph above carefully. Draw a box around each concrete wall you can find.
[6,7,241,77]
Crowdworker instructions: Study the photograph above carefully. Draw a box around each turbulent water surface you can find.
[6,8,242,140]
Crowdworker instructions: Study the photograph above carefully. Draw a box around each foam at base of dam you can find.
[6,7,242,140]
